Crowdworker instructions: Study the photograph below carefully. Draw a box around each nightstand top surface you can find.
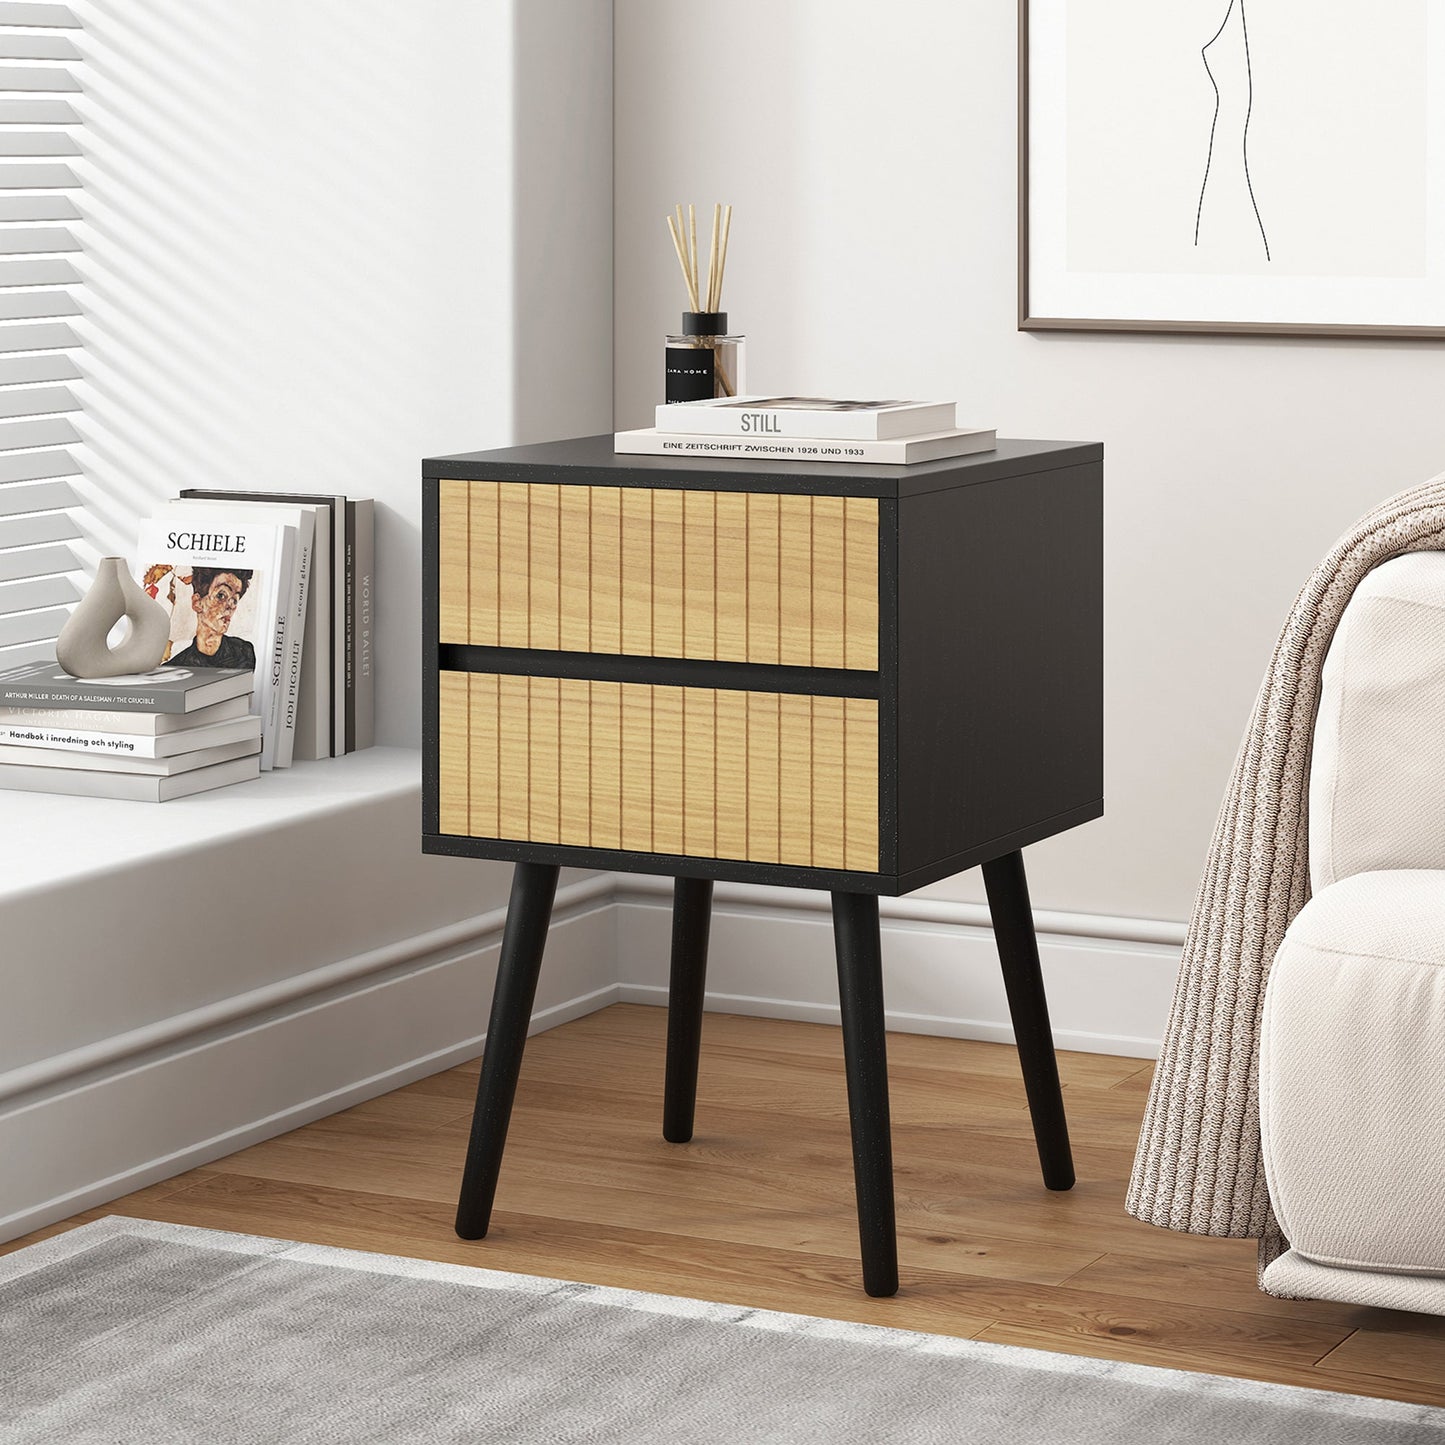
[424,433,1101,498]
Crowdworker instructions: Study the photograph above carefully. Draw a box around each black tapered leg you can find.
[981,849,1075,1191]
[455,861,560,1239]
[831,891,899,1298]
[663,877,713,1143]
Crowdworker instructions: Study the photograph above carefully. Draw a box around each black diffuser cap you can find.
[682,311,727,336]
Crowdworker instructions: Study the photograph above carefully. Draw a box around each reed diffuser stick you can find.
[718,203,732,305]
[666,214,697,310]
[707,203,722,312]
[688,204,698,306]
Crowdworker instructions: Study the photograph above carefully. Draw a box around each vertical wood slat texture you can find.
[746,690,780,864]
[714,489,749,663]
[527,674,560,843]
[651,681,685,855]
[497,483,531,647]
[528,484,560,651]
[497,673,530,839]
[745,491,780,666]
[438,671,469,835]
[682,488,715,660]
[468,672,499,839]
[559,677,591,845]
[844,695,880,871]
[620,683,653,853]
[844,496,879,671]
[590,679,623,850]
[558,486,591,652]
[683,684,715,858]
[619,486,652,656]
[810,496,846,670]
[590,484,622,653]
[437,481,470,645]
[714,687,749,861]
[469,479,500,646]
[438,672,878,871]
[437,481,877,669]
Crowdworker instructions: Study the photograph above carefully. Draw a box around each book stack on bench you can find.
[0,662,260,801]
[615,396,996,465]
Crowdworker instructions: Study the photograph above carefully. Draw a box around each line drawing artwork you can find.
[1194,0,1272,260]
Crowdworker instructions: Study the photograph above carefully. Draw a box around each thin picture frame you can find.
[1018,0,1445,340]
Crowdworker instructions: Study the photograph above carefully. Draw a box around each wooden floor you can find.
[11,1004,1445,1408]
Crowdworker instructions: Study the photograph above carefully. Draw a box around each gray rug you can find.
[2,1218,1441,1444]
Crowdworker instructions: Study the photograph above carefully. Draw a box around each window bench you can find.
[0,747,615,1242]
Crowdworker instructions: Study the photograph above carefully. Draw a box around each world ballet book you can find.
[0,660,252,714]
[655,396,958,440]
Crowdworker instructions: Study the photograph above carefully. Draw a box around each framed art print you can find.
[1020,0,1445,337]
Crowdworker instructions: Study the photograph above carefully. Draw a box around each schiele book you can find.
[135,511,296,771]
[155,499,314,769]
[655,396,957,440]
[180,488,335,760]
[615,426,997,466]
[0,752,261,802]
[0,659,252,714]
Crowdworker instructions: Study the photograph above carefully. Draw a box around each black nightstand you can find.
[422,434,1103,1296]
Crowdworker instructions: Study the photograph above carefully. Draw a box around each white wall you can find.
[614,0,1445,926]
[68,0,613,748]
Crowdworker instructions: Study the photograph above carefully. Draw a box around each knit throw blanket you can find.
[1128,476,1445,1254]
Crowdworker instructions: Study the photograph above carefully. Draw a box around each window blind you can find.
[0,0,81,673]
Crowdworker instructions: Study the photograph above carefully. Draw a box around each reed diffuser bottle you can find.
[664,203,745,403]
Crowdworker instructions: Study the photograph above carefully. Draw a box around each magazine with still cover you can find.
[655,396,958,440]
[134,512,294,770]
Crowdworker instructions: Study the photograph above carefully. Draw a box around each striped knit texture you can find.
[1128,476,1445,1244]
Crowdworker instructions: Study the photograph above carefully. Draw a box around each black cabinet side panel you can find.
[421,474,440,837]
[895,462,1103,875]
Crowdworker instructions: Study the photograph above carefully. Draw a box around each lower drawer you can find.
[438,671,878,871]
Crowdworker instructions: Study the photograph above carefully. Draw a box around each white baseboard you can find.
[3,864,1183,1244]
[615,879,1180,1060]
[0,882,617,1244]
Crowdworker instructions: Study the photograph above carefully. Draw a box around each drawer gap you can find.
[437,643,880,699]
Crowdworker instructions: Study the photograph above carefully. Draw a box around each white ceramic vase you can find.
[55,556,171,679]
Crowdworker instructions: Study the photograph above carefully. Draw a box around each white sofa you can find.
[1260,553,1445,1311]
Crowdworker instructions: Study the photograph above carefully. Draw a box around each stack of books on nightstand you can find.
[615,396,997,465]
[0,661,261,801]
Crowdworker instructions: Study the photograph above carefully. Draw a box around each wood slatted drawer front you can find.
[438,670,879,871]
[438,480,879,670]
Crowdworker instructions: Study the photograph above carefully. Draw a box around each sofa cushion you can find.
[1311,551,1445,891]
[1260,870,1445,1276]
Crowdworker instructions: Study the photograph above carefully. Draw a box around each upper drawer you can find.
[438,479,878,670]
